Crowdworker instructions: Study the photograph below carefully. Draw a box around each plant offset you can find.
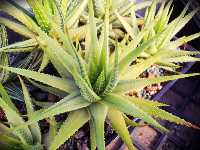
[0,0,200,150]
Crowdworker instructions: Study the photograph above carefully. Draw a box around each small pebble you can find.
[48,94,56,102]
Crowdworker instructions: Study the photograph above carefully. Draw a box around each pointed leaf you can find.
[0,65,78,93]
[88,103,108,150]
[114,73,200,95]
[0,16,37,38]
[49,108,90,150]
[106,108,135,150]
[28,78,68,98]
[100,93,169,132]
[2,91,91,135]
[65,0,88,28]
[124,96,200,129]
[18,75,41,144]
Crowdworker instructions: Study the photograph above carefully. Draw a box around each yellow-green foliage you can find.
[0,0,200,150]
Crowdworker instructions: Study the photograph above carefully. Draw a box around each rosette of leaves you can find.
[0,23,42,101]
[80,0,165,38]
[0,0,200,150]
[0,0,88,72]
[0,75,44,150]
[114,0,200,73]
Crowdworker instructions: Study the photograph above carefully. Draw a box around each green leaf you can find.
[116,20,156,65]
[114,73,200,95]
[122,113,146,127]
[0,65,78,93]
[154,0,173,34]
[43,117,57,150]
[88,0,101,66]
[122,51,170,79]
[0,82,20,113]
[88,103,108,150]
[27,0,52,33]
[38,53,49,72]
[114,8,137,38]
[49,0,66,37]
[0,135,22,150]
[130,0,140,33]
[100,38,119,97]
[35,38,72,79]
[0,0,34,31]
[124,96,200,129]
[21,143,43,150]
[89,120,96,150]
[18,75,41,144]
[118,27,165,75]
[4,122,32,145]
[0,23,8,48]
[163,32,200,50]
[161,56,200,63]
[68,24,90,42]
[106,108,135,150]
[158,0,192,49]
[65,0,88,28]
[25,13,79,75]
[74,70,100,102]
[100,93,169,132]
[0,54,9,84]
[7,0,35,21]
[98,3,110,78]
[6,49,37,83]
[0,97,33,144]
[173,6,200,37]
[2,91,91,135]
[155,60,181,68]
[28,78,68,98]
[0,16,37,38]
[0,36,44,53]
[4,82,24,102]
[93,70,105,95]
[43,0,54,19]
[49,108,90,150]
[92,0,105,17]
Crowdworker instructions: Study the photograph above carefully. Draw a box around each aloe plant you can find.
[114,0,200,73]
[0,74,44,150]
[0,0,88,72]
[0,23,42,101]
[0,0,200,149]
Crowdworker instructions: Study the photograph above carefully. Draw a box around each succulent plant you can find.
[0,23,42,101]
[0,0,88,72]
[0,75,44,150]
[114,0,200,73]
[0,0,200,149]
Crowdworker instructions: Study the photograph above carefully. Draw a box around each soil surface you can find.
[134,126,161,149]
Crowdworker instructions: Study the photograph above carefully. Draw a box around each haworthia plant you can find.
[0,0,200,149]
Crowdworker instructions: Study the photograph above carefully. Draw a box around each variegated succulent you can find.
[80,0,165,38]
[0,0,200,150]
[0,75,43,150]
[0,23,42,101]
[114,0,200,72]
[0,0,89,72]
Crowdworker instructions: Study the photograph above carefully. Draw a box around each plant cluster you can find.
[0,0,200,150]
